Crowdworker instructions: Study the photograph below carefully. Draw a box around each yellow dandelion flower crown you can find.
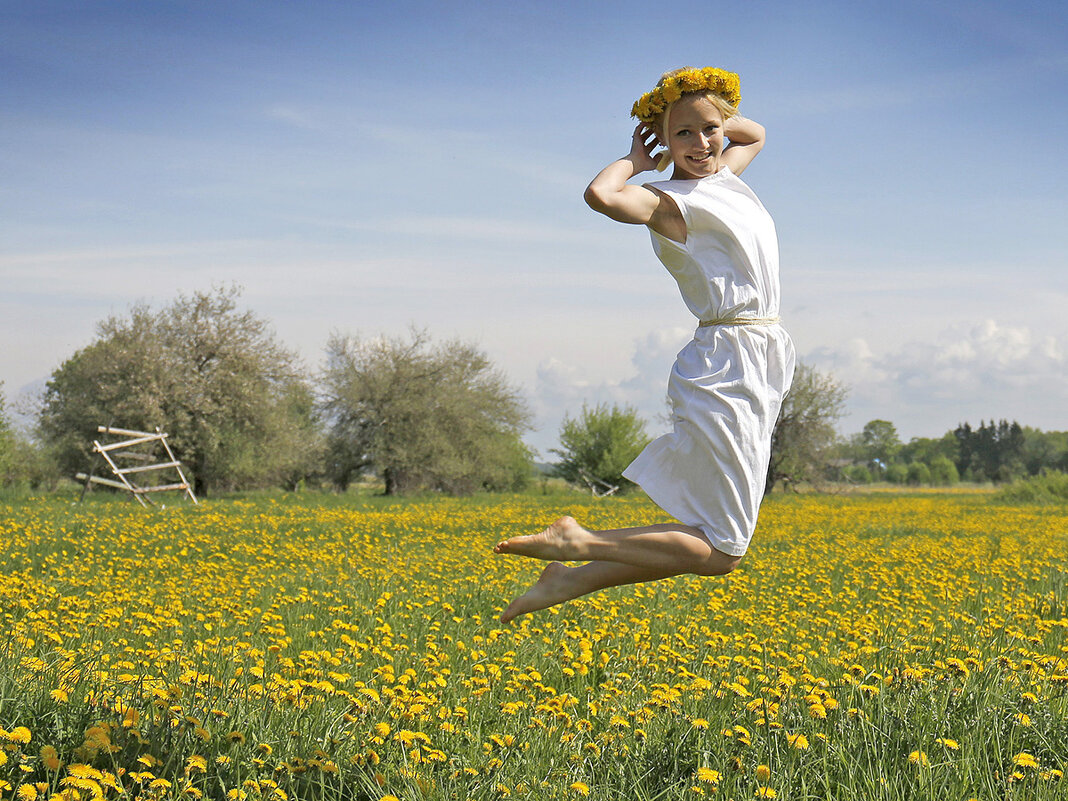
[631,67,741,123]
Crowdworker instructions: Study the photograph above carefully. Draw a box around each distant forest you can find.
[832,418,1067,486]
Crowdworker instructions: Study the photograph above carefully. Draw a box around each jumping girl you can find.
[495,67,795,623]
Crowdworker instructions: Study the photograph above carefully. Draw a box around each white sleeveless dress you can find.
[622,166,795,557]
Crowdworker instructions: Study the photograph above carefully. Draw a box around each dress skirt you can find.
[622,322,795,557]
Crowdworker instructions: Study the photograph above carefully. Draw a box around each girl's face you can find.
[660,94,725,180]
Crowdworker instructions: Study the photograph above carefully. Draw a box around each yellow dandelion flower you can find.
[691,718,709,729]
[662,83,683,103]
[17,784,38,801]
[679,70,705,91]
[695,766,720,784]
[50,689,69,703]
[39,746,62,772]
[755,787,777,798]
[8,727,32,745]
[1013,752,1039,769]
[186,755,208,774]
[61,777,103,796]
[66,765,102,781]
[936,738,960,750]
[908,751,929,767]
[756,764,771,781]
[786,733,809,750]
[569,782,590,796]
[1014,713,1032,727]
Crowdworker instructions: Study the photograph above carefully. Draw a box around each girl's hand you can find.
[720,115,766,176]
[628,123,662,173]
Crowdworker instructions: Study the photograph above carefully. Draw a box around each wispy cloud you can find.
[264,104,324,131]
[774,51,1068,116]
[297,213,616,247]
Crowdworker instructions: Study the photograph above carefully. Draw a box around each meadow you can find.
[0,490,1066,801]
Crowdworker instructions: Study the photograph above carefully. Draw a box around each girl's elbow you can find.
[584,184,609,213]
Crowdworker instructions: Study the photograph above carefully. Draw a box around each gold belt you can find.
[698,315,781,328]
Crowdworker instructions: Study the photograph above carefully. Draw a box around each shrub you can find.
[906,462,931,486]
[885,463,908,484]
[928,455,959,486]
[842,464,872,484]
[994,471,1068,504]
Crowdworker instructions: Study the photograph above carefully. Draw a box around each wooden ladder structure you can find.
[77,426,198,506]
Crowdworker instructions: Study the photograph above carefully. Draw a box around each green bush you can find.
[885,463,908,484]
[842,464,872,484]
[994,471,1068,503]
[906,461,931,486]
[928,455,959,485]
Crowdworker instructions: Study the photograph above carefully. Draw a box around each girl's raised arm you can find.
[583,124,664,225]
[721,116,766,176]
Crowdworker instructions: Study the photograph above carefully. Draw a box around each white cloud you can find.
[528,326,691,455]
[806,320,1068,437]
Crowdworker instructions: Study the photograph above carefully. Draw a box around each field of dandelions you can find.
[1,490,1066,801]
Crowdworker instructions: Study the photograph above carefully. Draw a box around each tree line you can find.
[1,287,1064,495]
[831,418,1068,487]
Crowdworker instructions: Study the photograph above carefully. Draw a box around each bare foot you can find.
[500,561,575,623]
[493,516,591,561]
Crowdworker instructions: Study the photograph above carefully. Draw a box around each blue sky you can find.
[2,0,1066,455]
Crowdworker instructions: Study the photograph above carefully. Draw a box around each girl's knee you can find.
[696,550,742,577]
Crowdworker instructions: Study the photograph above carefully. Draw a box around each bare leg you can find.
[494,516,741,577]
[499,560,682,623]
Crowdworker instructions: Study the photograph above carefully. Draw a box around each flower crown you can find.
[631,67,741,123]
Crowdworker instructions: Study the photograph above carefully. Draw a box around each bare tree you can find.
[38,286,321,494]
[321,328,533,495]
[766,363,848,492]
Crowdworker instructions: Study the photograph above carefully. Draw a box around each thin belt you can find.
[698,315,781,328]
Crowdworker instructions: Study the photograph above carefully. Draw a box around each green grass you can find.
[0,490,1066,800]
